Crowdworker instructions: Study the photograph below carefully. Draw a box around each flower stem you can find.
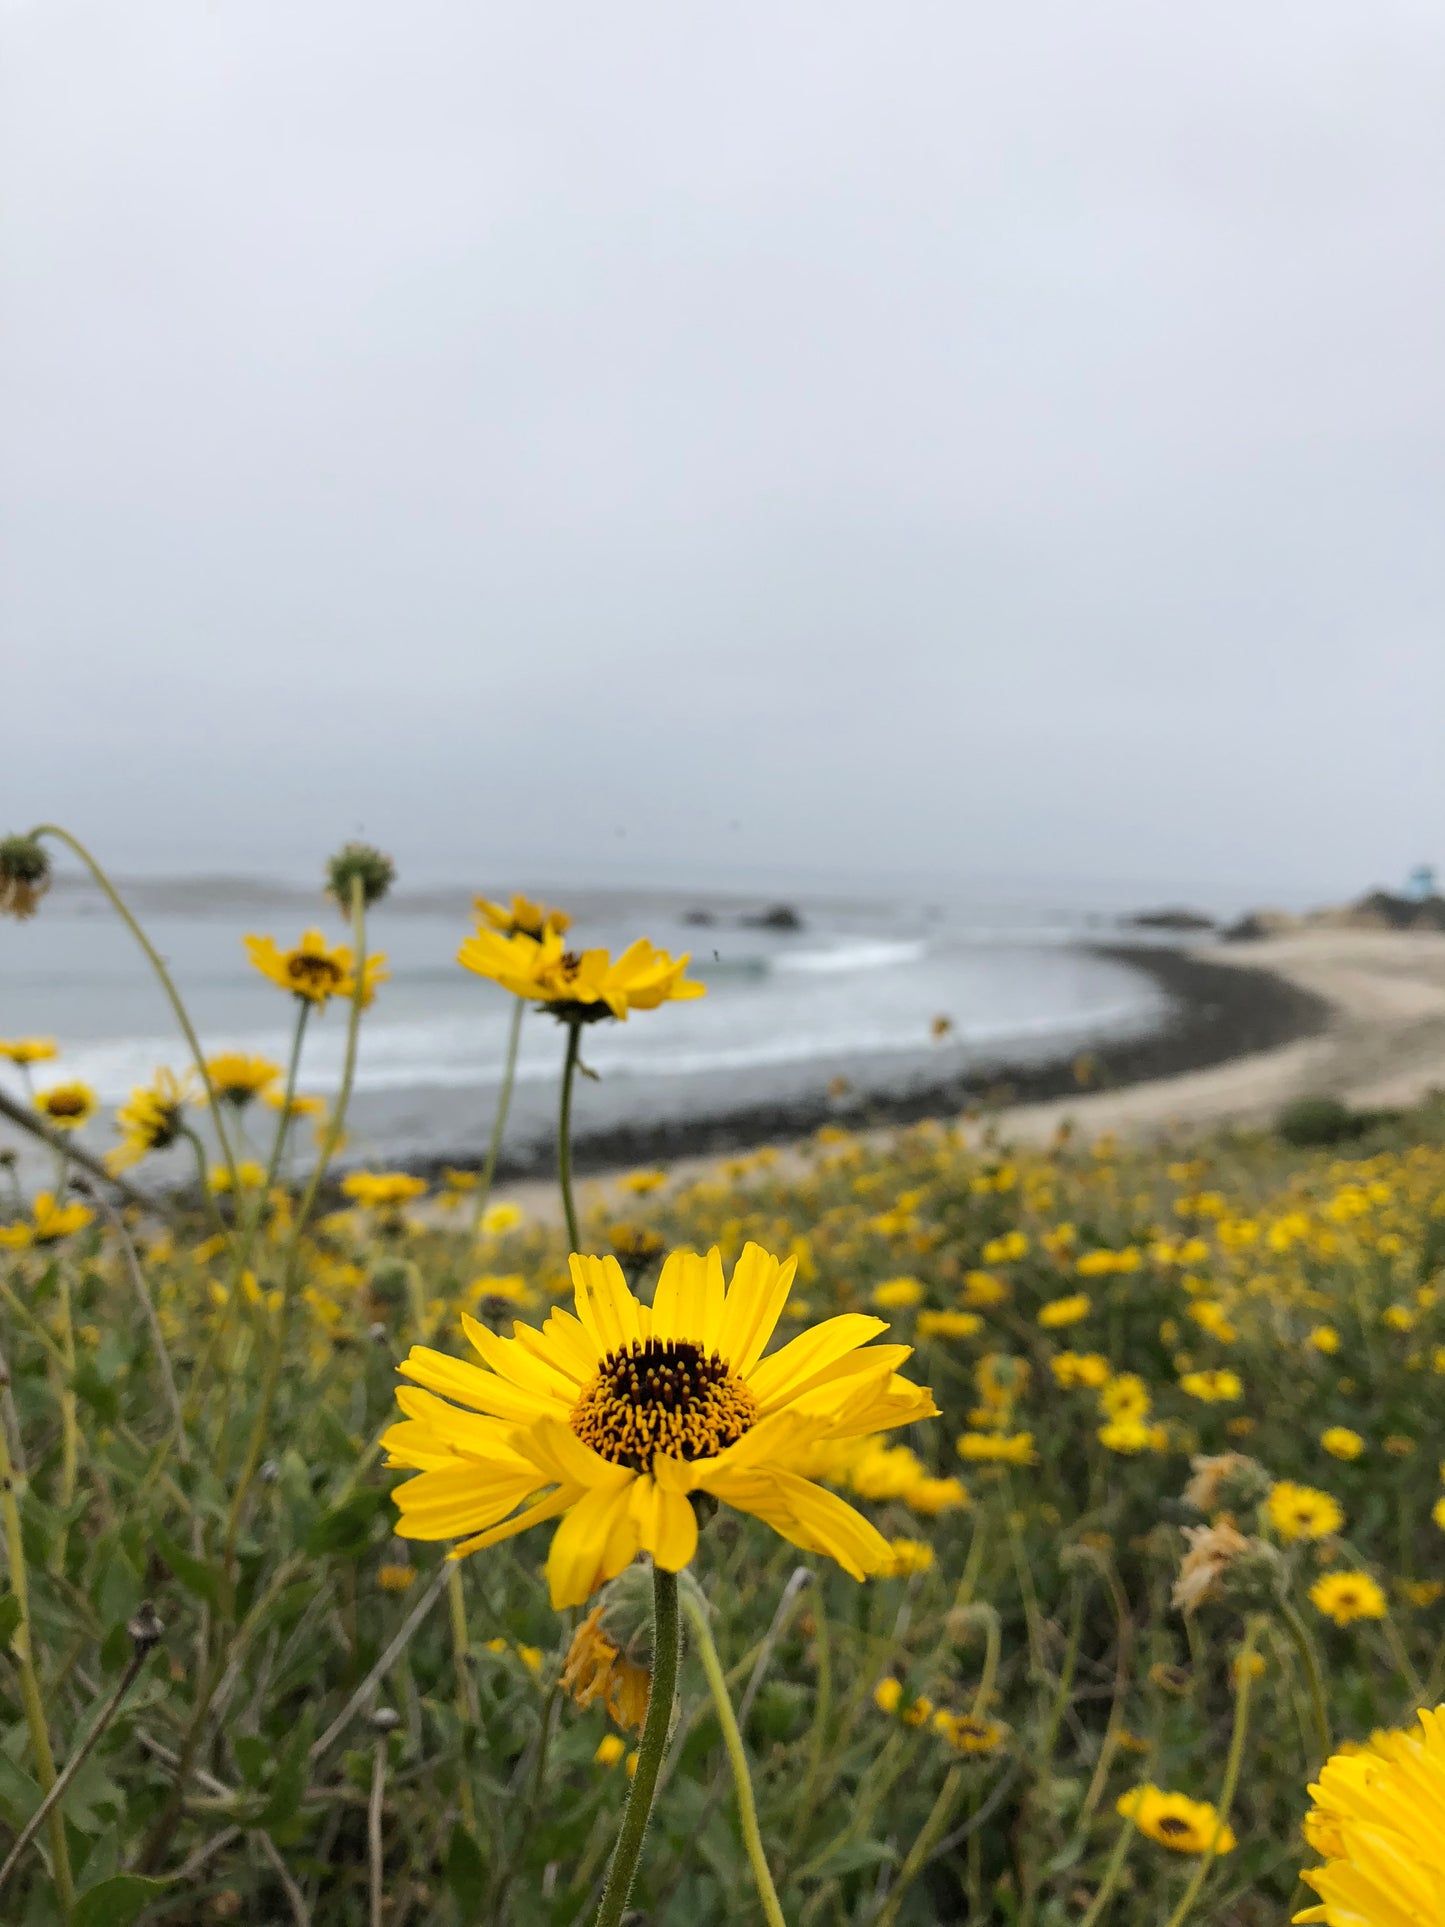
[681,1586,787,1927]
[221,878,367,1575]
[558,1019,583,1252]
[1279,1598,1331,1763]
[1159,1616,1262,1927]
[875,1762,964,1927]
[594,1565,680,1927]
[473,997,525,1235]
[29,824,244,1205]
[0,1382,74,1916]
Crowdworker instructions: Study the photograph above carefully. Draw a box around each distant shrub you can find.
[1277,1095,1364,1146]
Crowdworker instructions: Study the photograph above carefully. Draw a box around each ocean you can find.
[0,876,1176,1179]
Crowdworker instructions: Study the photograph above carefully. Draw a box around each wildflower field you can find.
[0,828,1439,1926]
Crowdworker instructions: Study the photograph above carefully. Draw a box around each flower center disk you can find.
[570,1337,759,1470]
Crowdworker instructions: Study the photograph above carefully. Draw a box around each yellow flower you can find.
[106,1068,191,1172]
[1321,1427,1365,1461]
[377,1563,417,1592]
[961,1271,1009,1307]
[475,894,571,939]
[561,1605,652,1732]
[457,927,704,1022]
[956,1431,1035,1465]
[873,1678,904,1715]
[872,1277,924,1310]
[466,1274,536,1314]
[594,1733,628,1767]
[935,1712,1006,1755]
[1099,1418,1154,1455]
[341,1172,428,1209]
[1433,1495,1445,1532]
[879,1537,935,1577]
[385,1242,937,1608]
[1266,1482,1345,1544]
[618,1169,667,1196]
[1308,1325,1340,1354]
[905,1476,970,1515]
[517,1645,544,1675]
[1100,1373,1151,1420]
[263,1088,326,1121]
[245,929,388,1009]
[1037,1293,1091,1329]
[1116,1785,1235,1854]
[0,1037,58,1065]
[208,1160,267,1195]
[481,1202,524,1236]
[1309,1571,1387,1626]
[1179,1369,1243,1403]
[33,1081,99,1131]
[204,1052,282,1107]
[1050,1352,1110,1390]
[916,1310,983,1340]
[1296,1705,1445,1925]
[27,1193,95,1245]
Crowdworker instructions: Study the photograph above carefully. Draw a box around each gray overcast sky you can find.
[2,0,1442,904]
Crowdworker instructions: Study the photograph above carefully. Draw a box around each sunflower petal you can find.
[629,1472,700,1572]
[449,1484,581,1559]
[718,1243,797,1376]
[399,1347,559,1424]
[745,1315,890,1411]
[546,1480,641,1607]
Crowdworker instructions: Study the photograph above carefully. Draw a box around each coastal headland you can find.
[494,928,1445,1213]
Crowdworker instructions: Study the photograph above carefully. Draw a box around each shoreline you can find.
[446,942,1332,1185]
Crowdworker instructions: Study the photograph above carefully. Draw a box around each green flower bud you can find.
[326,842,395,911]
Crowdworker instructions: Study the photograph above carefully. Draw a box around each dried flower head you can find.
[0,834,51,920]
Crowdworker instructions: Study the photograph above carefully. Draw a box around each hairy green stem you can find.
[681,1587,787,1927]
[0,1388,74,1915]
[1159,1617,1262,1927]
[594,1566,680,1927]
[558,1019,583,1252]
[473,997,525,1234]
[29,824,243,1205]
[1279,1598,1331,1763]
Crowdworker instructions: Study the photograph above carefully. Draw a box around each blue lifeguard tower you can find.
[1406,865,1437,901]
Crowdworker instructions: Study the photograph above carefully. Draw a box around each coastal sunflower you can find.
[1266,1481,1345,1544]
[203,1052,282,1107]
[1310,1571,1387,1627]
[33,1080,99,1131]
[0,1193,96,1249]
[106,1068,191,1172]
[1116,1785,1236,1854]
[457,927,703,1023]
[385,1242,937,1608]
[0,1037,58,1066]
[476,894,572,939]
[1296,1704,1445,1924]
[245,930,388,1009]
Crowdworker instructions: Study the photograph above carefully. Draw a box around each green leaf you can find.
[255,1710,314,1831]
[444,1823,487,1916]
[72,1361,119,1424]
[153,1528,221,1609]
[73,1874,170,1927]
[802,1839,897,1882]
[0,1592,21,1653]
[305,1487,388,1558]
[233,1735,272,1789]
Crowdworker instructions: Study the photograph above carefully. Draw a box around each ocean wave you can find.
[772,938,928,975]
[11,991,1162,1104]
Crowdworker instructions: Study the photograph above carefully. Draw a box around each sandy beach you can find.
[507,929,1445,1217]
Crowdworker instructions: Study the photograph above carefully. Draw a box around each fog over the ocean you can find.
[3,1,1442,902]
